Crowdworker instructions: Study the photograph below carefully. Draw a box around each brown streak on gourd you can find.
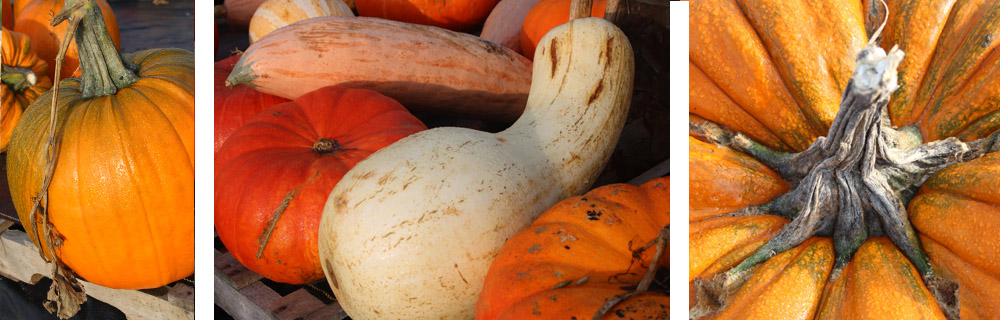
[588,81,604,105]
[605,37,614,70]
[550,40,559,78]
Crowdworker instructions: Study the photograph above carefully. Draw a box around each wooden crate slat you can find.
[215,268,279,320]
[304,302,348,320]
[0,228,194,319]
[167,282,195,312]
[267,288,325,320]
[83,282,192,320]
[215,251,263,290]
[238,281,282,307]
[0,226,50,285]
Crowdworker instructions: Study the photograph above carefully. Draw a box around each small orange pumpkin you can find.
[477,177,669,319]
[2,27,51,152]
[14,0,120,80]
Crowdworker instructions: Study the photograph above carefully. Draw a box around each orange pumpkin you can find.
[354,0,498,31]
[14,0,119,80]
[688,0,1000,318]
[2,27,51,152]
[519,0,607,59]
[477,177,669,319]
[6,2,193,290]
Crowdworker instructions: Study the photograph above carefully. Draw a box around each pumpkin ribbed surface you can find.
[476,177,669,320]
[690,0,1000,317]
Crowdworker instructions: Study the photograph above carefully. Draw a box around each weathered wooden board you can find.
[214,249,348,320]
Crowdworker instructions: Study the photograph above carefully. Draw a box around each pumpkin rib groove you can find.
[120,86,192,161]
[116,95,173,284]
[914,2,1000,137]
[690,62,789,150]
[930,45,1000,139]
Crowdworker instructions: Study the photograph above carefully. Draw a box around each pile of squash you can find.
[2,1,195,317]
[689,0,999,319]
[214,0,668,318]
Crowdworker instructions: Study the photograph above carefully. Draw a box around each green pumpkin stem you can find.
[55,0,137,99]
[1,64,38,92]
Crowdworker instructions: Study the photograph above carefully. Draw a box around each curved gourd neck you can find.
[499,18,634,195]
[72,0,136,99]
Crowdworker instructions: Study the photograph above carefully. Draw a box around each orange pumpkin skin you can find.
[354,0,497,31]
[214,54,289,154]
[519,0,606,59]
[688,136,789,222]
[815,238,946,320]
[6,48,194,290]
[909,152,1000,320]
[2,27,51,152]
[214,86,426,284]
[14,0,120,80]
[690,0,1000,316]
[476,177,669,320]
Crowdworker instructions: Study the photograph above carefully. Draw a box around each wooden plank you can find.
[167,282,195,312]
[238,281,281,307]
[0,227,53,285]
[215,251,262,290]
[629,158,669,185]
[0,228,194,320]
[304,303,348,320]
[215,268,279,320]
[267,289,325,320]
[84,283,192,320]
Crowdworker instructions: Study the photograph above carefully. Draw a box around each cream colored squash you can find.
[318,17,634,319]
[248,0,354,43]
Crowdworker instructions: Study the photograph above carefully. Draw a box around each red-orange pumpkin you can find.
[2,27,51,152]
[519,0,607,59]
[477,177,669,319]
[354,0,497,31]
[215,85,427,284]
[214,54,289,154]
[14,0,120,80]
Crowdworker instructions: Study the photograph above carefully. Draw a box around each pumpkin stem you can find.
[56,0,137,99]
[312,138,341,154]
[1,64,38,92]
[696,42,995,318]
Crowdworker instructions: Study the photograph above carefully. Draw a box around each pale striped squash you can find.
[248,0,354,43]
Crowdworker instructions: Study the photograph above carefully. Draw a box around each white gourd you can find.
[318,17,635,319]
